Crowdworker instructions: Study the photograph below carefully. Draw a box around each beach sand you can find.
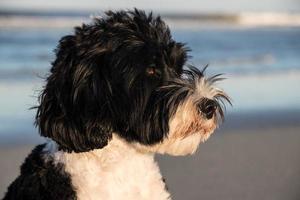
[0,112,300,200]
[158,126,300,200]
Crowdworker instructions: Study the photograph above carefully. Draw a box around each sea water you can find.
[0,19,300,143]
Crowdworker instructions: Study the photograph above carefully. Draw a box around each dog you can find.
[4,9,230,200]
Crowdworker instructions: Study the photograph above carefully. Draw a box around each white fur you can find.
[194,78,220,99]
[44,135,171,200]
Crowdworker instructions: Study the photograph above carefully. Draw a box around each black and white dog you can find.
[4,9,230,200]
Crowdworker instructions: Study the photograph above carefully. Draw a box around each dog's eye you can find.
[146,67,157,76]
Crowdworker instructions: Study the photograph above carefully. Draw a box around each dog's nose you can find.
[198,98,217,119]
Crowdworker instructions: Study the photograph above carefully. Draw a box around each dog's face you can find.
[36,9,230,154]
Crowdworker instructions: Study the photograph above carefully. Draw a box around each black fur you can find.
[3,144,76,200]
[35,9,188,152]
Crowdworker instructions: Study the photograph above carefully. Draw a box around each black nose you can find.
[198,98,217,119]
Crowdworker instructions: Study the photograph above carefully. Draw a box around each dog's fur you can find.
[4,9,230,200]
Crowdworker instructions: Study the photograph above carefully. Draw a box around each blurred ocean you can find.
[0,11,300,143]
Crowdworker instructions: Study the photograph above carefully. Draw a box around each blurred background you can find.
[0,0,300,199]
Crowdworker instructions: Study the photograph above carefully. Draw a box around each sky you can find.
[1,0,300,13]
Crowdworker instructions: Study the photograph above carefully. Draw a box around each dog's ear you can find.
[36,33,113,152]
[168,42,188,75]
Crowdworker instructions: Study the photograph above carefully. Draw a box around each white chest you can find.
[49,138,171,200]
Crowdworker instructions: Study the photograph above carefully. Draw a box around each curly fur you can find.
[4,9,230,200]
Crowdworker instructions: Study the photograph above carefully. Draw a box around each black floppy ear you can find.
[36,33,113,153]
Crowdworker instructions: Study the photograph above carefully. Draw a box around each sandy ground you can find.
[158,126,300,200]
[0,121,300,199]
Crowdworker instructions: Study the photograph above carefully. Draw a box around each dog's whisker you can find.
[207,74,226,83]
[201,64,209,74]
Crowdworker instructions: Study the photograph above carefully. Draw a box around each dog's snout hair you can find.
[133,66,231,155]
[156,66,230,122]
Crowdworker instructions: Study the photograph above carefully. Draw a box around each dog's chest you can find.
[52,140,170,200]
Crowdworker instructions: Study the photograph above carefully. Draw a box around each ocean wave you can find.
[237,12,300,26]
[0,12,300,28]
[0,16,88,28]
[166,12,300,29]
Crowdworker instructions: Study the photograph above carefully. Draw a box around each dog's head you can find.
[36,9,230,154]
